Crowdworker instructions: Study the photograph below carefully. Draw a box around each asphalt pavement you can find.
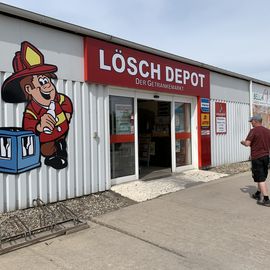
[1,171,270,270]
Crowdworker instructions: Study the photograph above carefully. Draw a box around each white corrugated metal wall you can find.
[210,99,250,166]
[0,71,109,212]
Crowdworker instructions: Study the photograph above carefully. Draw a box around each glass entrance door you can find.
[175,102,192,166]
[109,96,135,179]
[138,100,171,179]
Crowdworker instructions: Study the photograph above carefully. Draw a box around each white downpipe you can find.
[249,80,253,116]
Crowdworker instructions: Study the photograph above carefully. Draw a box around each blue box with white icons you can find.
[0,128,41,174]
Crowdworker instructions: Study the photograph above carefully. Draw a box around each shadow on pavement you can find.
[240,185,257,198]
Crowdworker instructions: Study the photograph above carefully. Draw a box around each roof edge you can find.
[1,3,270,87]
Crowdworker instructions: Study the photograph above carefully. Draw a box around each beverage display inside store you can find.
[138,100,171,168]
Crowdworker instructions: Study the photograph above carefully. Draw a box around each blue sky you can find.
[2,0,270,82]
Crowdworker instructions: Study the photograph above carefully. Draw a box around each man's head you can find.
[20,74,57,106]
[249,114,262,127]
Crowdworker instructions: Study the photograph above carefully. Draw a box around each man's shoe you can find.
[252,192,261,200]
[257,199,270,207]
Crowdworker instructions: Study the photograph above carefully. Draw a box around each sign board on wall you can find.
[200,98,210,112]
[200,98,210,132]
[198,97,211,168]
[201,113,210,127]
[84,37,210,97]
[215,102,227,134]
[252,87,270,129]
[253,88,270,106]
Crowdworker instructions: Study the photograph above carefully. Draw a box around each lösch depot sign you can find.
[84,37,210,97]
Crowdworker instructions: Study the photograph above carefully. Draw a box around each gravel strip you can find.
[0,191,136,239]
[111,179,185,202]
[209,161,251,175]
[0,191,136,220]
[0,161,251,233]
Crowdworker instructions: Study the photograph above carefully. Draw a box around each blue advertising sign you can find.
[201,98,210,112]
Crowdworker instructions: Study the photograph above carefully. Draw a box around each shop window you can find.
[110,96,135,178]
[175,103,192,166]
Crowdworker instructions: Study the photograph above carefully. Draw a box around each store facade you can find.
[210,73,250,166]
[84,37,211,184]
[0,3,269,212]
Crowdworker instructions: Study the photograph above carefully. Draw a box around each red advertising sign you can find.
[84,37,210,97]
[215,102,227,134]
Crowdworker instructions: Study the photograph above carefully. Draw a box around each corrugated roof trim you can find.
[1,3,270,87]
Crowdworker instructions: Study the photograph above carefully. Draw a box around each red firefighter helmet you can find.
[1,41,57,103]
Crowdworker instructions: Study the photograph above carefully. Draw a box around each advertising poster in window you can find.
[215,102,227,134]
[115,104,133,134]
[175,105,185,132]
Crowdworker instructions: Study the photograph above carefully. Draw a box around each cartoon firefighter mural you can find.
[1,41,73,170]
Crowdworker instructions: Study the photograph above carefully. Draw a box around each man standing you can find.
[241,115,270,206]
